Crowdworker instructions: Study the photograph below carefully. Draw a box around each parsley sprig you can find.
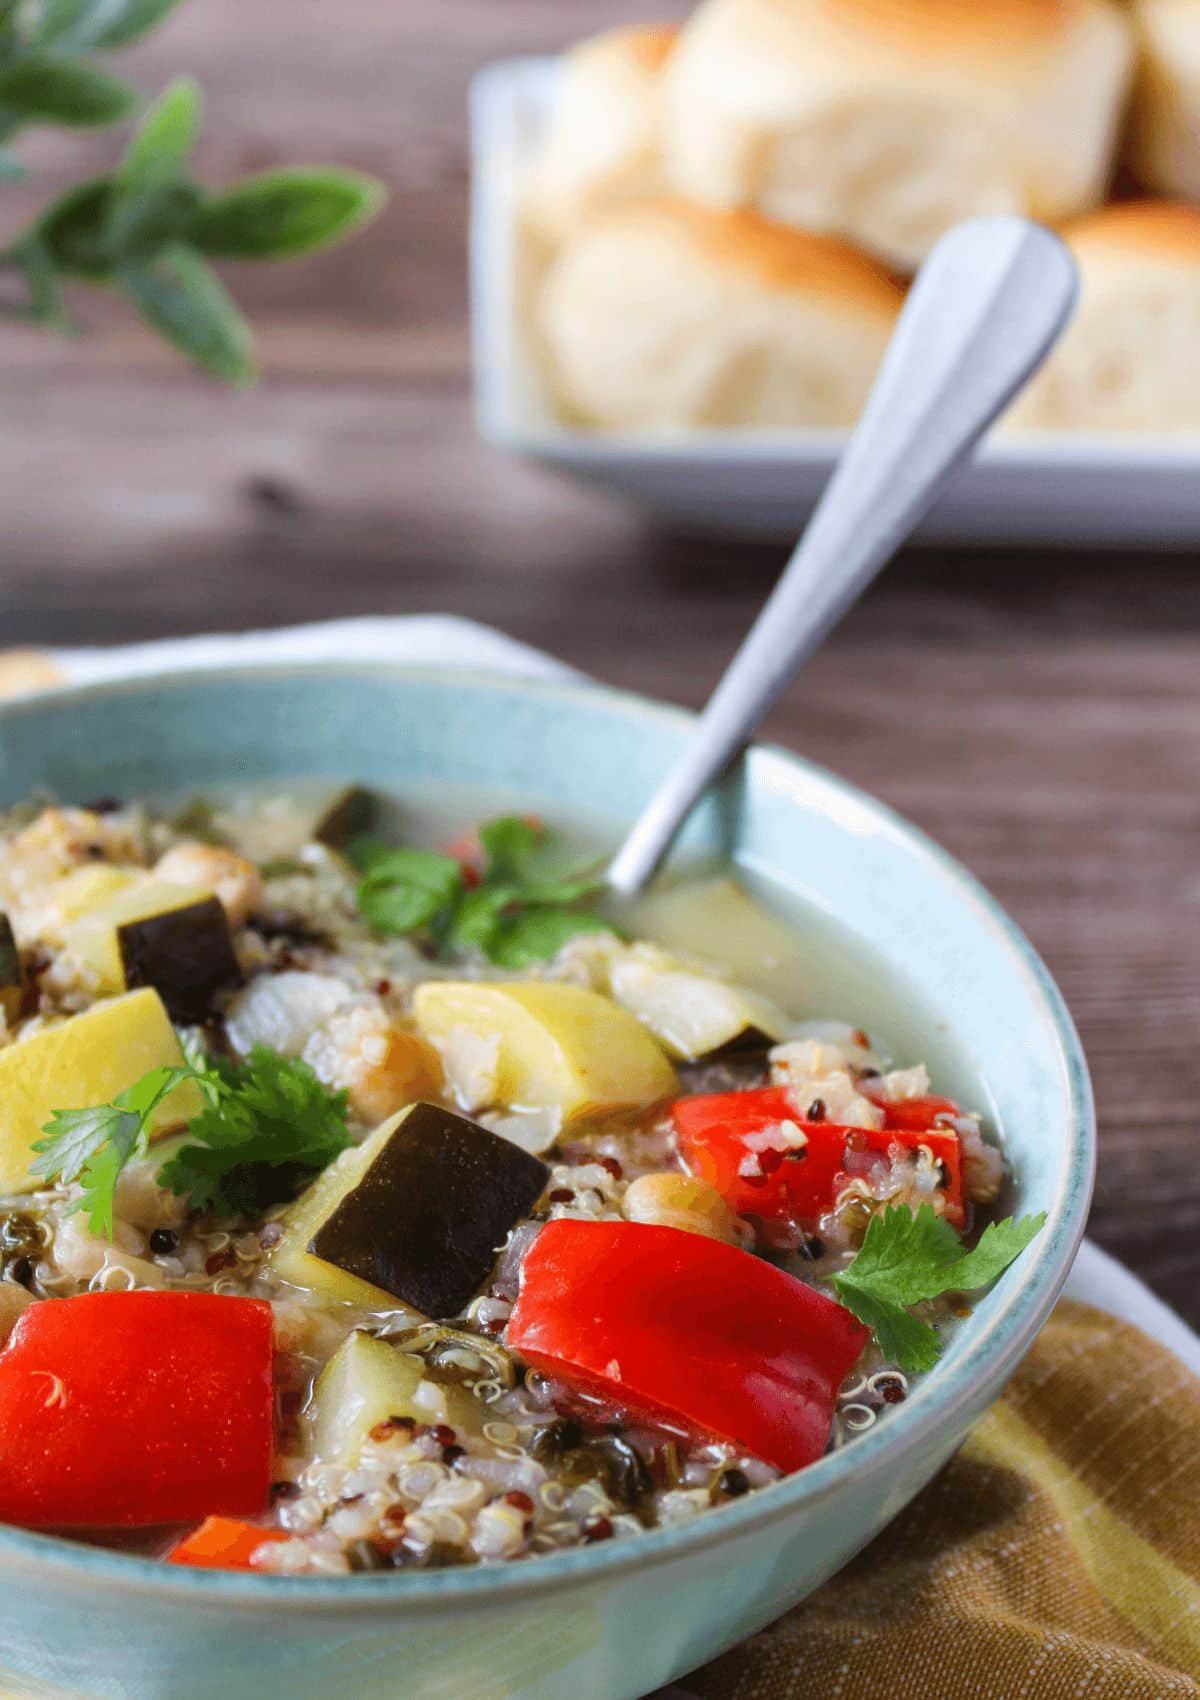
[350,816,613,968]
[832,1204,1046,1374]
[31,1041,351,1238]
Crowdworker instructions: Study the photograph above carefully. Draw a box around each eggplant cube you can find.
[65,880,241,1024]
[313,785,379,850]
[118,896,241,1024]
[296,1102,549,1317]
[0,913,22,1024]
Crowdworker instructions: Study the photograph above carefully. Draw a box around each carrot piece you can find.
[167,1515,288,1571]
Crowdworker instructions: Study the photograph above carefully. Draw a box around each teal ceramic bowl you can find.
[0,665,1093,1700]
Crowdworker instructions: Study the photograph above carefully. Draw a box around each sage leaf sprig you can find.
[0,0,175,144]
[0,1,385,378]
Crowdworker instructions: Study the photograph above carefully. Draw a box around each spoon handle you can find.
[607,216,1078,896]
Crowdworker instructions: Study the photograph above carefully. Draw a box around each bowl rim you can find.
[0,660,1095,1609]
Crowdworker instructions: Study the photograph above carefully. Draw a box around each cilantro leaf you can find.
[344,834,401,874]
[30,1102,142,1190]
[440,882,517,956]
[74,1121,144,1242]
[837,1203,963,1308]
[487,907,615,970]
[355,847,463,934]
[478,816,604,904]
[478,816,542,881]
[33,1043,351,1236]
[31,1102,145,1239]
[832,1204,1046,1374]
[158,1044,351,1216]
[352,814,613,967]
[31,1060,215,1238]
[833,1283,946,1376]
[938,1213,1046,1289]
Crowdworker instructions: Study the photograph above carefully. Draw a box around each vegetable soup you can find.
[0,787,1041,1573]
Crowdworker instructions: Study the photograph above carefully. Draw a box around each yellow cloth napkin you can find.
[678,1300,1200,1699]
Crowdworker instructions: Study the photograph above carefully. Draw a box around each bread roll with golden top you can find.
[537,200,904,431]
[1012,202,1200,432]
[521,24,678,247]
[1128,0,1200,199]
[660,0,1135,272]
[0,650,64,699]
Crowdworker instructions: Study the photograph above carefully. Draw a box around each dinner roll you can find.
[537,200,904,431]
[521,24,677,247]
[661,0,1135,272]
[1012,202,1200,432]
[0,650,64,699]
[1128,0,1200,199]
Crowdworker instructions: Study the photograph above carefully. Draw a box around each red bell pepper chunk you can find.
[0,1292,274,1529]
[508,1219,868,1473]
[168,1516,289,1571]
[673,1086,964,1229]
[866,1091,962,1133]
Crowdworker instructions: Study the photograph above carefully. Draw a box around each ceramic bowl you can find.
[0,664,1093,1700]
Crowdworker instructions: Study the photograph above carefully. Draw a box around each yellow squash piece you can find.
[42,865,138,933]
[0,988,205,1194]
[310,1330,483,1465]
[412,981,677,1119]
[62,879,214,990]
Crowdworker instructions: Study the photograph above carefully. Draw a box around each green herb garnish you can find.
[349,815,614,967]
[32,1042,351,1238]
[355,845,464,935]
[30,1060,213,1238]
[158,1047,351,1216]
[831,1203,1046,1374]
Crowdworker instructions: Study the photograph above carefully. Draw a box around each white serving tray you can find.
[469,57,1200,546]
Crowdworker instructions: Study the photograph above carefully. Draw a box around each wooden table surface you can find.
[3,0,1198,1323]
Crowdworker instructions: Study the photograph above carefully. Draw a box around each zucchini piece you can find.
[0,914,22,1024]
[271,1102,549,1316]
[629,876,806,1012]
[64,880,241,1023]
[310,1330,484,1464]
[0,988,205,1194]
[606,946,793,1062]
[412,982,677,1120]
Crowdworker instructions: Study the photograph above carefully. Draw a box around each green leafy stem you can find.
[0,0,385,379]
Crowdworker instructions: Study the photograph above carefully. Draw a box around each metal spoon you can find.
[607,215,1078,896]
